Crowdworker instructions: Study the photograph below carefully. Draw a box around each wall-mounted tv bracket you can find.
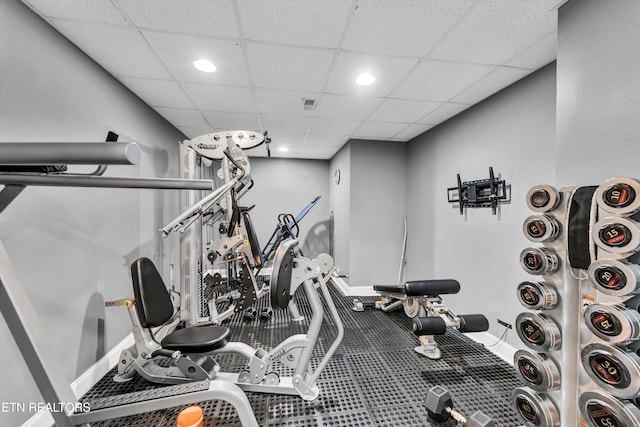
[447,167,510,215]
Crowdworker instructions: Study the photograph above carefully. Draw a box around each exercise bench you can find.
[373,279,489,359]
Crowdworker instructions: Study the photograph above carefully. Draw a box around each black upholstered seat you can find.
[374,280,460,296]
[131,257,230,354]
[162,325,230,353]
[373,284,406,294]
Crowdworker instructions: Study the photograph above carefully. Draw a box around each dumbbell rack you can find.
[513,178,640,427]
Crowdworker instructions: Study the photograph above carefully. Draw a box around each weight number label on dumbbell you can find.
[530,190,551,208]
[521,320,545,345]
[603,184,635,209]
[523,253,543,272]
[515,396,540,424]
[586,403,622,427]
[517,358,543,385]
[589,310,623,337]
[594,266,626,291]
[527,220,547,238]
[589,353,628,388]
[599,224,632,248]
[519,285,541,307]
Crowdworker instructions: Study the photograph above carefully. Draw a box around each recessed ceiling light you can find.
[278,147,289,152]
[355,72,375,86]
[193,59,217,73]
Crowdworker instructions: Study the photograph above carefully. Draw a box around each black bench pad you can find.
[162,325,230,353]
[374,280,460,296]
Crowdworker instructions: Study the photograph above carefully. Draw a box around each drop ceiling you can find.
[21,0,561,159]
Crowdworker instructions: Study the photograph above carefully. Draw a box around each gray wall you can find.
[406,64,557,348]
[243,158,330,258]
[556,0,640,184]
[0,1,184,425]
[329,144,351,275]
[349,141,407,287]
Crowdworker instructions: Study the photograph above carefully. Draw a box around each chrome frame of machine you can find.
[0,139,260,426]
[515,178,640,427]
[167,131,267,327]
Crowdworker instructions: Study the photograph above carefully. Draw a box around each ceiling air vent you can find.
[301,98,317,111]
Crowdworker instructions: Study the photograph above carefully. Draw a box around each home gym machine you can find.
[161,131,268,326]
[373,280,489,359]
[513,178,640,427]
[111,238,344,401]
[0,135,260,426]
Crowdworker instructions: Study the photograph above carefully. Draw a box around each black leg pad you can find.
[405,280,460,296]
[458,314,489,333]
[413,316,447,336]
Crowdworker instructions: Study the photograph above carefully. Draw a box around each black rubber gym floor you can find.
[78,287,523,426]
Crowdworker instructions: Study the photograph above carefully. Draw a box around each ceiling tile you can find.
[154,107,208,128]
[352,122,410,139]
[342,0,474,57]
[304,134,349,147]
[369,99,441,123]
[418,102,470,125]
[325,51,418,97]
[119,78,194,108]
[143,31,248,85]
[391,60,494,102]
[201,111,260,130]
[314,94,384,120]
[259,115,312,135]
[182,83,254,112]
[505,31,557,70]
[237,0,353,48]
[178,126,215,139]
[308,118,362,136]
[254,89,320,116]
[247,43,334,92]
[451,66,531,104]
[24,0,128,25]
[114,0,238,38]
[50,21,171,79]
[393,124,434,141]
[428,0,557,65]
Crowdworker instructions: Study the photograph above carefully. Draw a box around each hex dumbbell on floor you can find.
[425,386,495,427]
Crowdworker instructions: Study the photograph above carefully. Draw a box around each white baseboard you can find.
[328,278,378,296]
[464,331,517,365]
[22,334,134,427]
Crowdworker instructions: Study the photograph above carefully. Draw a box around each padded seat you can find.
[373,284,405,294]
[375,280,460,296]
[162,325,230,353]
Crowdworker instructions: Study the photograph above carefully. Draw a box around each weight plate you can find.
[511,387,560,427]
[516,312,562,352]
[514,350,561,391]
[188,130,265,160]
[581,342,640,399]
[523,214,561,243]
[520,247,560,275]
[593,217,640,254]
[404,296,420,318]
[584,303,640,343]
[595,177,640,217]
[526,185,560,213]
[588,259,640,296]
[579,390,640,427]
[516,281,558,310]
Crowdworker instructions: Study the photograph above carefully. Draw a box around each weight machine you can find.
[0,134,260,426]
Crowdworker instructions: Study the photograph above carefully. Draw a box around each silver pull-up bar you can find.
[0,174,213,190]
[0,142,141,165]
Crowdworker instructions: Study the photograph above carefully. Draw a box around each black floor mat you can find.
[77,287,523,426]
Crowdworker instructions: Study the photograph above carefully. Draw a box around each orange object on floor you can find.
[177,406,204,427]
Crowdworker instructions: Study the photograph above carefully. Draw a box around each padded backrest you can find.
[242,209,264,267]
[131,258,174,328]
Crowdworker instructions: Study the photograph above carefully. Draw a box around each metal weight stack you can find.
[512,184,566,427]
[579,178,640,427]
